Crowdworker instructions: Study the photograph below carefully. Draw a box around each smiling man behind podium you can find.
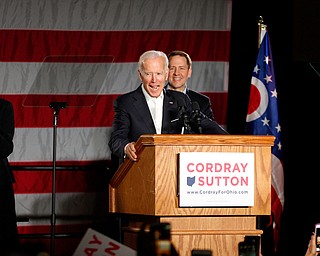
[166,50,216,121]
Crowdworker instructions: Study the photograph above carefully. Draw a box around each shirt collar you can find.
[167,83,187,94]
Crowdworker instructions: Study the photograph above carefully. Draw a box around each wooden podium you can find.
[109,134,274,256]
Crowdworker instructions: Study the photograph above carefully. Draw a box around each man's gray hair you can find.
[138,50,169,72]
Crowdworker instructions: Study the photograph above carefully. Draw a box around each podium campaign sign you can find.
[179,152,255,207]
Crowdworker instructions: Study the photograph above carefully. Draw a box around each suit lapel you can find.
[162,89,182,133]
[162,91,174,126]
[132,86,156,132]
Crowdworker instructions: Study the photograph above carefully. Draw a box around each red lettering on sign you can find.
[84,248,98,256]
[104,242,120,255]
[89,234,102,245]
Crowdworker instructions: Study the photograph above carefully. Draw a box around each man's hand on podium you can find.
[125,142,137,161]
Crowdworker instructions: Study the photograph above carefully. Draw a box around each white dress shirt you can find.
[142,86,164,134]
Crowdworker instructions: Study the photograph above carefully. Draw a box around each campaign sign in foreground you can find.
[73,228,137,256]
[179,152,255,207]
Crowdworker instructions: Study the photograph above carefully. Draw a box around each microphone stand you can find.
[178,98,191,134]
[191,101,202,134]
[49,101,67,256]
[182,112,192,134]
[194,113,202,134]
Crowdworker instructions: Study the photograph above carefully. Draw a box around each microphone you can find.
[177,98,191,133]
[191,101,202,134]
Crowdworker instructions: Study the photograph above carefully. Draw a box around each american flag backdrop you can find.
[246,24,284,252]
[0,0,232,253]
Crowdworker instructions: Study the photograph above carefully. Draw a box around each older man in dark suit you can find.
[108,50,228,168]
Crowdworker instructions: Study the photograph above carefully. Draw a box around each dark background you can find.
[228,0,320,255]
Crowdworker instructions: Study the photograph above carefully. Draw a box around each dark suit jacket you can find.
[0,98,15,183]
[186,88,214,120]
[164,84,214,120]
[108,85,228,168]
[0,98,18,250]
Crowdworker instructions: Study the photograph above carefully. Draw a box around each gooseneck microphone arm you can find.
[177,98,191,133]
[192,101,202,134]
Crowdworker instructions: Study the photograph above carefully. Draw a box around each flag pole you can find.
[258,16,267,48]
